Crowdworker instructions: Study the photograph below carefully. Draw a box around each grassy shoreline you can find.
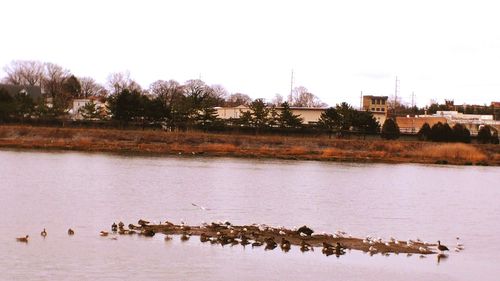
[0,125,498,166]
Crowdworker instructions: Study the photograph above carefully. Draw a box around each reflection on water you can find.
[1,149,499,280]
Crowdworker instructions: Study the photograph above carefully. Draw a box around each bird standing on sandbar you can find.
[437,240,449,252]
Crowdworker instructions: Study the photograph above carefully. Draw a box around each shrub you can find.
[452,123,471,143]
[417,123,431,141]
[477,126,492,144]
[430,122,453,142]
[381,118,400,140]
[491,130,499,144]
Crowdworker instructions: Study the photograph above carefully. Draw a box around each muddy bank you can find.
[0,125,498,165]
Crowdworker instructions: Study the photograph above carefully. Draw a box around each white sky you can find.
[1,0,499,107]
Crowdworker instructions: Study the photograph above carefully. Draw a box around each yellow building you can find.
[362,95,388,114]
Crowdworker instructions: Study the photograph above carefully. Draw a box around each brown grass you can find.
[0,125,498,165]
[415,143,487,162]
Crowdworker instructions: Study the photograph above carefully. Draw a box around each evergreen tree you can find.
[452,123,471,143]
[248,99,270,128]
[352,111,380,133]
[79,101,102,120]
[381,118,400,140]
[0,88,14,121]
[318,107,340,130]
[278,102,303,128]
[13,92,35,119]
[268,105,279,127]
[477,126,492,144]
[418,123,431,141]
[491,130,499,144]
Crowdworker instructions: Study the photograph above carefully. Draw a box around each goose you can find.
[456,237,464,247]
[142,230,155,237]
[180,232,190,241]
[297,225,314,236]
[335,242,345,256]
[100,231,109,236]
[111,223,117,232]
[138,219,150,226]
[118,221,124,229]
[437,241,449,252]
[41,228,47,237]
[68,228,75,235]
[200,233,209,243]
[240,236,251,246]
[280,238,291,251]
[279,230,286,236]
[300,240,313,252]
[16,235,29,242]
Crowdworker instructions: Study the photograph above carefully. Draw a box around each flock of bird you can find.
[16,220,465,261]
[15,228,75,242]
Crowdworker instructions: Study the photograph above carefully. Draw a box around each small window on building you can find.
[371,107,375,111]
[376,108,380,111]
[371,98,375,104]
[377,99,381,104]
[381,100,386,105]
[381,108,385,111]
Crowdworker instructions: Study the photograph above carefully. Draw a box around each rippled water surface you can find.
[1,149,499,280]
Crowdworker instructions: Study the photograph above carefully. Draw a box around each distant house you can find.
[69,98,107,120]
[0,83,42,101]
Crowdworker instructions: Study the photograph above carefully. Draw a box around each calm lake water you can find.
[1,149,499,280]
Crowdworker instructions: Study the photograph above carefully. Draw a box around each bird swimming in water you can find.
[111,223,117,232]
[40,228,47,237]
[100,231,109,236]
[16,235,29,243]
[68,228,75,235]
[437,240,449,252]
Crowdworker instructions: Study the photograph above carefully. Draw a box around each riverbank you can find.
[0,125,499,165]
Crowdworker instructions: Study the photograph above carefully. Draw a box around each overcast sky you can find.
[1,0,499,107]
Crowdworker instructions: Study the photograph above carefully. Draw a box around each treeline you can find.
[417,122,499,144]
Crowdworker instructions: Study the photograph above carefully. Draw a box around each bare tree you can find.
[225,93,252,107]
[288,86,326,108]
[2,60,45,86]
[106,71,141,94]
[271,93,284,106]
[80,77,107,98]
[210,84,229,102]
[149,79,184,106]
[43,63,72,109]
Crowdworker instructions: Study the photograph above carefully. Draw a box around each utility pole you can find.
[360,91,363,110]
[393,76,399,117]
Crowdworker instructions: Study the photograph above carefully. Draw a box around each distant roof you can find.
[363,95,389,100]
[0,83,42,100]
[492,101,500,108]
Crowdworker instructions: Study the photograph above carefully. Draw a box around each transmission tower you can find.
[393,76,400,116]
